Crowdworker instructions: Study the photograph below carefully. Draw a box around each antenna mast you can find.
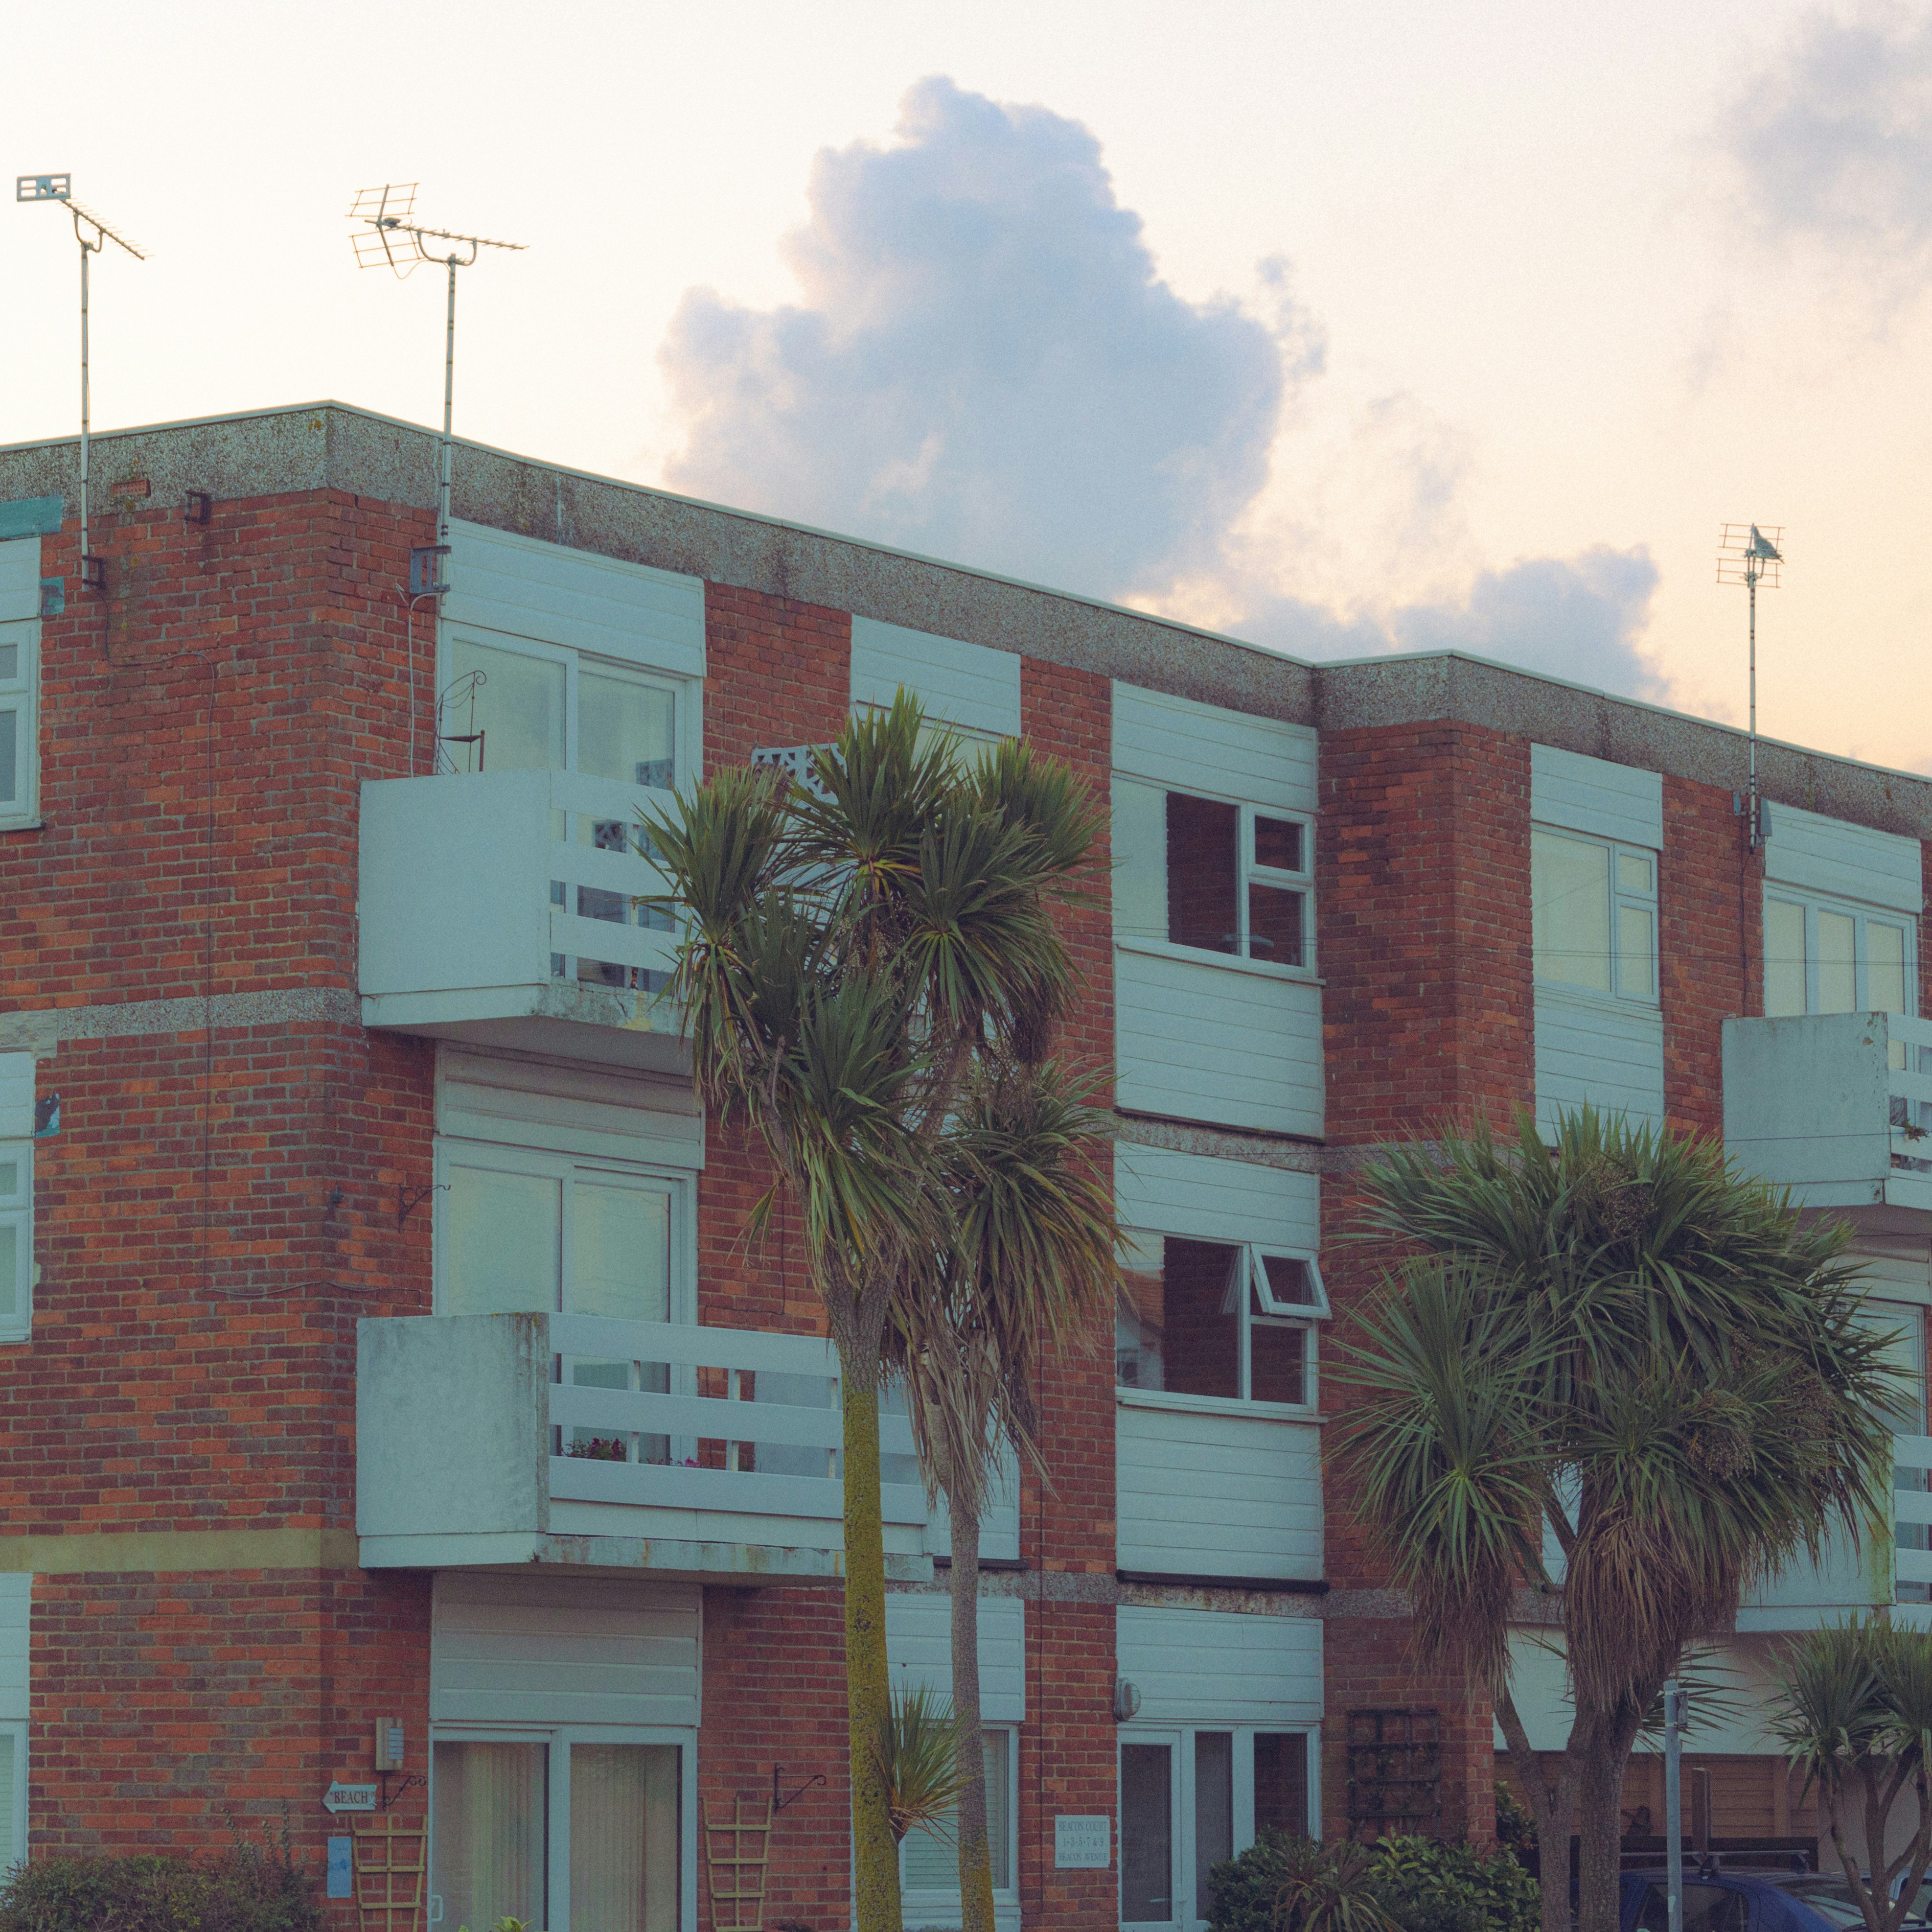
[16,174,148,595]
[1717,523,1785,852]
[348,185,525,559]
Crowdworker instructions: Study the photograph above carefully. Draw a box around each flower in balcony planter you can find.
[565,1436,628,1462]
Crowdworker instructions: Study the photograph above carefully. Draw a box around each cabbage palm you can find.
[1336,1107,1897,1932]
[895,1061,1119,1932]
[643,695,1099,1932]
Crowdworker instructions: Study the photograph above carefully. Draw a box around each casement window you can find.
[439,628,691,993]
[435,1141,694,1461]
[430,1728,688,1932]
[0,1142,30,1346]
[0,1725,22,1872]
[0,616,35,832]
[1121,1728,1314,1930]
[1764,890,1917,1029]
[1114,781,1314,971]
[1531,827,1658,1002]
[1115,1233,1328,1410]
[899,1728,1018,1923]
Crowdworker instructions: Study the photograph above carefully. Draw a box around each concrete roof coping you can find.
[2,399,1927,839]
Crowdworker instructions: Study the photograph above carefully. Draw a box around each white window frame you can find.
[1531,826,1658,1006]
[0,1141,31,1346]
[0,616,38,832]
[1762,887,1919,1021]
[1114,781,1317,980]
[432,1138,697,1326]
[1116,1232,1329,1417]
[427,1722,698,1932]
[1119,1725,1319,1932]
[0,1724,25,1873]
[898,1725,1021,1927]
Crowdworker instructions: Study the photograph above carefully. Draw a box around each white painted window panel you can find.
[436,1046,703,1171]
[446,520,706,679]
[1113,1144,1318,1252]
[431,1572,701,1728]
[1112,684,1316,815]
[1529,744,1664,849]
[1534,992,1666,1135]
[1768,803,1923,916]
[884,1593,1026,1723]
[850,617,1021,739]
[1116,1606,1323,1726]
[0,541,37,623]
[1116,1404,1321,1579]
[0,1575,28,1723]
[1116,951,1323,1136]
[0,1059,31,1142]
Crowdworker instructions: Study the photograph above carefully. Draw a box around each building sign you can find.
[323,1781,378,1814]
[1054,1814,1110,1869]
[326,1837,353,1899]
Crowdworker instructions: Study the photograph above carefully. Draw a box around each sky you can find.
[3,0,1930,773]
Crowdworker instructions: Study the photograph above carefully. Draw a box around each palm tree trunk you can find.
[948,1486,997,1932]
[1496,1685,1580,1932]
[841,1344,904,1932]
[1576,1706,1645,1932]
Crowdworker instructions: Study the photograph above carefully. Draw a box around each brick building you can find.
[0,401,1926,1928]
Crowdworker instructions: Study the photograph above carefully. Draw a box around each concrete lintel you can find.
[359,1529,933,1584]
[0,1526,361,1573]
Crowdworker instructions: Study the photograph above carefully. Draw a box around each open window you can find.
[1115,1233,1328,1409]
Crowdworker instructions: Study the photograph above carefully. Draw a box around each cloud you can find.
[1727,4,1932,258]
[661,77,1313,599]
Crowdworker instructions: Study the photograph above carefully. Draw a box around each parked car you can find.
[1621,1868,1932,1932]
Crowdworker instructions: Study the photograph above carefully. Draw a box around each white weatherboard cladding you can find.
[850,617,1021,739]
[1116,1403,1322,1580]
[1115,949,1322,1136]
[0,1056,31,1141]
[884,1593,1025,1723]
[1768,803,1923,916]
[0,1575,26,1723]
[1529,744,1663,849]
[446,520,705,679]
[0,540,37,623]
[436,1045,703,1170]
[430,1570,700,1728]
[1114,1142,1317,1249]
[1115,1605,1322,1726]
[1112,683,1316,815]
[1534,993,1665,1136]
[925,1444,1021,1563]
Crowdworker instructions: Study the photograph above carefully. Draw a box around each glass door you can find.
[1122,1734,1179,1928]
[563,1171,676,1464]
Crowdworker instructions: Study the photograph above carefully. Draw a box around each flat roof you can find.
[2,400,1926,839]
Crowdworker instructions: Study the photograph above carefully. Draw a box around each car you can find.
[1619,1867,1932,1932]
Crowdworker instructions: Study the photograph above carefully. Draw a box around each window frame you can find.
[1112,779,1318,979]
[0,1141,32,1346]
[427,1721,697,1932]
[1530,825,1659,1006]
[1115,1231,1329,1417]
[1118,1725,1320,1932]
[1762,887,1919,1022]
[0,614,38,832]
[432,1137,697,1328]
[897,1724,1021,1925]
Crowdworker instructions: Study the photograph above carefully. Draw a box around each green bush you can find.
[0,1821,322,1932]
[1206,1830,1540,1932]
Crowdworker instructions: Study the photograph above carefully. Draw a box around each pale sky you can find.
[5,1,1929,772]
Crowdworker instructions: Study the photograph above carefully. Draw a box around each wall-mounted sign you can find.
[326,1837,353,1899]
[323,1781,377,1814]
[1054,1814,1110,1869]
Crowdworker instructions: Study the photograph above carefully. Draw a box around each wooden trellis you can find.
[351,1813,426,1932]
[705,1797,773,1932]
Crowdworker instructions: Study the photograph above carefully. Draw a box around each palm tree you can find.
[1774,1621,1932,1932]
[1336,1106,1898,1932]
[894,1061,1119,1932]
[643,695,1100,1932]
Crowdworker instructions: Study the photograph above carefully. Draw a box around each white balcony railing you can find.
[356,1311,932,1580]
[1896,1434,1932,1598]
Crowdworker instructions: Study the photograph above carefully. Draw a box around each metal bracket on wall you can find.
[772,1766,826,1814]
[396,1182,447,1230]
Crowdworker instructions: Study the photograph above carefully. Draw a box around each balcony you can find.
[1722,1012,1932,1217]
[358,769,682,1071]
[355,1312,934,1582]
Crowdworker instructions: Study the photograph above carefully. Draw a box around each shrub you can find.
[0,1818,322,1932]
[1206,1831,1540,1932]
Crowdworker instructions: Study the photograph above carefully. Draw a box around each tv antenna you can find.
[1718,523,1784,853]
[348,184,525,561]
[16,173,148,595]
